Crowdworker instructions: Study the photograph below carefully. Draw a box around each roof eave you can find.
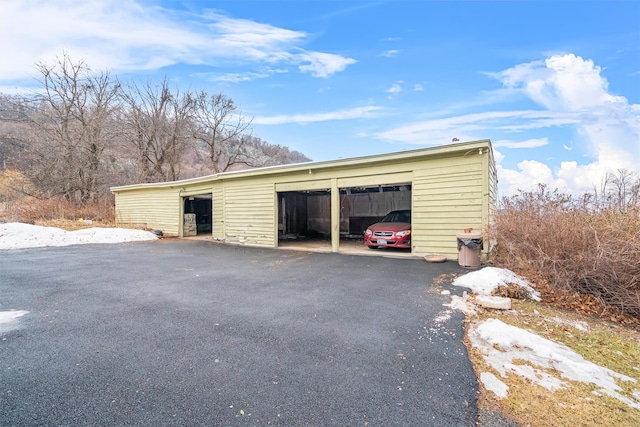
[110,139,492,193]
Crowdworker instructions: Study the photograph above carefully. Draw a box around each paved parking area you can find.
[1,240,478,426]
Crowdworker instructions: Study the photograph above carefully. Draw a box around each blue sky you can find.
[1,0,638,197]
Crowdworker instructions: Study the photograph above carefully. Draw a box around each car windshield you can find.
[381,211,411,223]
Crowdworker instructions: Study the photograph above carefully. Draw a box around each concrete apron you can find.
[183,236,418,259]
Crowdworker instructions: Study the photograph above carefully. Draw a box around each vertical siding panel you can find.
[115,188,180,235]
[412,157,484,259]
[212,183,224,240]
[223,181,275,247]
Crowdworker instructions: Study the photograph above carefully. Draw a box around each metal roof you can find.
[111,139,492,192]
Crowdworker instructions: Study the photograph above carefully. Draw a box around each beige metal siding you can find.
[488,149,498,223]
[212,183,225,240]
[412,157,484,258]
[115,188,180,235]
[223,182,275,246]
[486,148,499,255]
[112,140,495,255]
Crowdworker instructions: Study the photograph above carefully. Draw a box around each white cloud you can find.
[494,54,640,195]
[376,54,640,196]
[413,84,424,92]
[254,106,383,125]
[380,50,400,58]
[297,51,357,78]
[0,0,355,83]
[193,72,271,83]
[496,158,561,196]
[386,81,403,95]
[494,54,625,111]
[493,138,549,149]
[375,110,570,145]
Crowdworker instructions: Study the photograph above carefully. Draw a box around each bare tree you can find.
[3,53,121,202]
[594,169,640,213]
[229,134,311,168]
[120,78,195,182]
[192,92,253,173]
[1,52,314,197]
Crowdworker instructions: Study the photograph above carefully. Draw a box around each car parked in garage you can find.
[364,210,411,249]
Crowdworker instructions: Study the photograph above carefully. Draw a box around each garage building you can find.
[111,139,497,260]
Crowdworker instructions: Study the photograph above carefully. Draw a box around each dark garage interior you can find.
[183,194,212,235]
[277,184,412,249]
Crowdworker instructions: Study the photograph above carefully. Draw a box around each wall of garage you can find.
[111,140,496,260]
[221,181,274,246]
[114,187,181,234]
[412,155,485,256]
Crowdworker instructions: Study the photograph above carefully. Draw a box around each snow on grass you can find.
[469,318,640,410]
[446,267,640,411]
[0,222,157,250]
[452,266,540,301]
[480,372,509,398]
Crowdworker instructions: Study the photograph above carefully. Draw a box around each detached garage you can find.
[111,139,497,260]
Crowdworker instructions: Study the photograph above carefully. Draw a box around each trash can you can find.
[457,231,483,268]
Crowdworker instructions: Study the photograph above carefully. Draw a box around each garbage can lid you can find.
[457,232,483,239]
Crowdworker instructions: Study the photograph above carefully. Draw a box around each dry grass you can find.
[480,177,640,425]
[0,195,116,227]
[467,300,640,427]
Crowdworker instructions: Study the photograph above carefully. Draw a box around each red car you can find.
[364,210,411,249]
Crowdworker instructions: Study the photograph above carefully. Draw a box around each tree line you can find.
[0,53,310,203]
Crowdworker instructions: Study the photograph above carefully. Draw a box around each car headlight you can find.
[365,229,372,236]
[395,230,411,237]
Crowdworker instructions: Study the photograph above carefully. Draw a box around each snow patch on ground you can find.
[0,310,29,334]
[452,267,540,301]
[547,316,590,332]
[0,222,157,250]
[444,295,478,316]
[469,318,640,409]
[480,372,509,398]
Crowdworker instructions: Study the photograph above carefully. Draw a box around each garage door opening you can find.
[277,190,332,250]
[339,184,412,253]
[277,183,412,254]
[183,194,212,236]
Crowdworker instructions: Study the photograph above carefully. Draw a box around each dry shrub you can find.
[3,196,115,225]
[490,181,640,321]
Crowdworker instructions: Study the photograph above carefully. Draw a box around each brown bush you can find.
[3,196,115,225]
[490,181,640,320]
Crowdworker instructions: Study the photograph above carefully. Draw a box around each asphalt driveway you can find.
[1,240,478,426]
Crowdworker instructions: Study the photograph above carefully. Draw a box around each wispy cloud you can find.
[0,1,356,83]
[376,54,640,195]
[297,51,357,78]
[254,106,383,125]
[192,72,271,83]
[493,138,549,149]
[375,110,577,145]
[380,50,400,58]
[386,81,403,95]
